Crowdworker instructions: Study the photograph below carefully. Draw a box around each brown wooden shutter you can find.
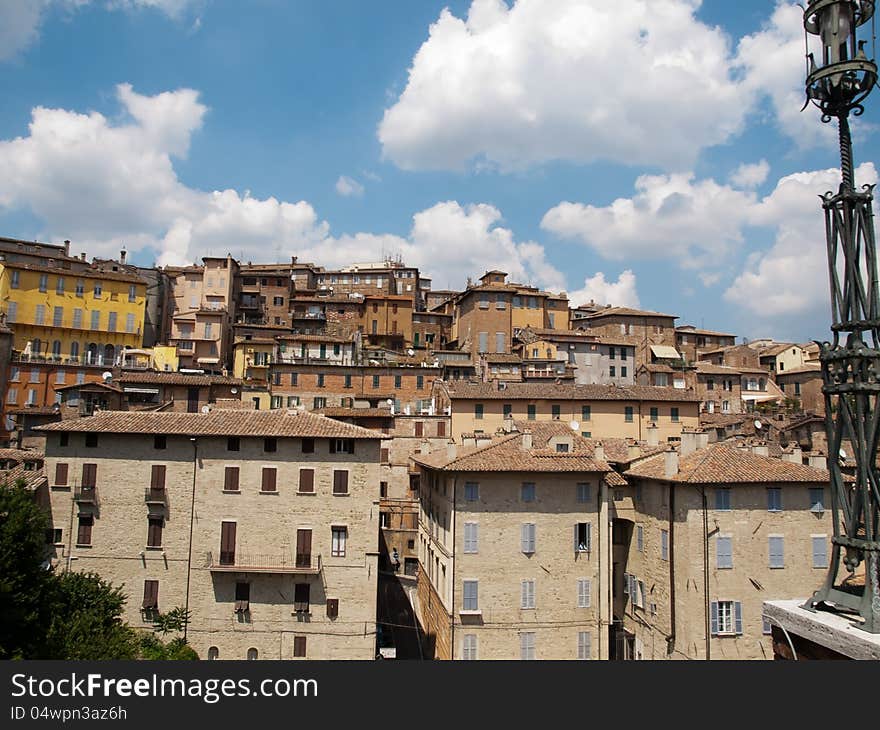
[437,421,446,438]
[54,462,68,486]
[326,598,339,619]
[147,518,163,547]
[234,581,250,612]
[299,468,314,493]
[220,521,236,565]
[380,448,389,463]
[295,529,312,568]
[224,466,239,491]
[151,465,166,490]
[333,470,349,495]
[414,422,423,437]
[81,463,97,488]
[329,439,337,454]
[142,580,159,609]
[301,438,314,454]
[261,467,277,492]
[294,582,310,609]
[293,636,307,657]
[77,516,93,545]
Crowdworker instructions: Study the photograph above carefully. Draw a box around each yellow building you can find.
[232,338,275,383]
[0,261,147,366]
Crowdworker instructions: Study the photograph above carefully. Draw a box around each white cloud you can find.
[568,270,640,309]
[541,173,756,268]
[724,162,878,317]
[379,0,754,172]
[0,0,202,62]
[335,175,364,198]
[0,87,567,295]
[730,160,770,189]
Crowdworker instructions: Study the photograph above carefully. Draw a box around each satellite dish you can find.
[839,447,848,460]
[754,420,763,430]
[386,399,394,405]
[407,348,415,357]
[570,420,580,431]
[102,371,113,381]
[230,388,238,394]
[201,405,210,414]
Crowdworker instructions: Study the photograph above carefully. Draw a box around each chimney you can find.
[791,445,803,464]
[80,252,87,261]
[419,440,431,455]
[664,446,679,479]
[646,423,659,447]
[522,430,533,450]
[63,240,70,256]
[751,443,769,457]
[463,435,477,449]
[503,415,515,433]
[627,442,641,461]
[120,249,127,265]
[680,428,697,458]
[593,441,605,463]
[808,453,827,470]
[446,441,457,460]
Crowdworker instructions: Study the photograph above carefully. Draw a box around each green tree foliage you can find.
[0,480,197,660]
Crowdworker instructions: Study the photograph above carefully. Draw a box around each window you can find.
[142,580,159,616]
[464,482,479,501]
[609,347,616,360]
[301,438,315,454]
[147,517,163,548]
[35,304,45,325]
[107,312,117,332]
[769,536,785,568]
[77,515,93,546]
[54,462,69,486]
[326,599,339,619]
[521,523,536,553]
[763,617,773,636]
[650,407,659,421]
[264,438,277,453]
[291,373,298,386]
[527,404,536,420]
[520,632,536,660]
[671,407,680,423]
[551,404,561,420]
[495,332,505,353]
[521,483,536,502]
[316,374,325,388]
[577,631,591,660]
[575,522,591,552]
[224,466,240,492]
[294,583,310,613]
[53,306,63,327]
[707,378,715,391]
[261,467,277,493]
[75,279,84,297]
[331,526,347,557]
[581,405,591,421]
[154,435,166,450]
[330,438,355,454]
[521,579,536,609]
[10,270,19,288]
[333,470,349,495]
[577,578,592,608]
[93,282,102,298]
[84,433,99,448]
[39,273,48,292]
[621,366,627,378]
[716,536,733,569]
[6,301,16,323]
[207,647,219,660]
[767,487,782,512]
[576,483,590,503]
[809,488,825,512]
[129,285,137,303]
[463,523,478,553]
[711,600,743,636]
[478,332,488,353]
[462,580,479,611]
[812,535,828,568]
[479,294,489,309]
[293,637,307,658]
[372,374,380,389]
[394,375,402,389]
[624,406,634,422]
[227,437,240,451]
[661,529,669,561]
[462,635,478,660]
[417,375,424,389]
[794,382,802,396]
[344,374,352,388]
[299,468,315,493]
[474,403,484,420]
[636,525,644,552]
[715,488,731,511]
[609,365,616,377]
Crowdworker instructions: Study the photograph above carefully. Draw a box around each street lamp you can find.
[801,0,880,632]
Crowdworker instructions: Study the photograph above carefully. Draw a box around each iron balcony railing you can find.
[144,487,167,505]
[204,552,322,574]
[74,486,98,504]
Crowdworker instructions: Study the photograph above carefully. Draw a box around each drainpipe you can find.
[667,482,676,655]
[183,437,198,642]
[701,486,710,660]
[450,474,457,660]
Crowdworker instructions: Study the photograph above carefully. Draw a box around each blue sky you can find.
[1,0,878,343]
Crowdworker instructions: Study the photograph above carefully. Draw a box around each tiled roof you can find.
[6,406,61,416]
[586,306,678,320]
[776,365,822,376]
[694,362,744,375]
[0,448,46,490]
[642,363,675,373]
[625,444,831,484]
[444,381,700,402]
[413,422,611,474]
[277,334,352,343]
[316,408,394,418]
[115,373,243,386]
[760,343,799,357]
[35,409,385,439]
[483,353,522,364]
[699,413,751,428]
[676,326,736,338]
[1,260,146,284]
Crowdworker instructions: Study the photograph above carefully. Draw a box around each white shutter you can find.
[577,631,591,660]
[578,578,591,608]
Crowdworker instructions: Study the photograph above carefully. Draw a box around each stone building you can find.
[776,365,824,415]
[235,263,295,327]
[38,409,383,660]
[675,325,737,364]
[693,362,744,415]
[576,307,678,370]
[413,421,619,659]
[618,433,836,660]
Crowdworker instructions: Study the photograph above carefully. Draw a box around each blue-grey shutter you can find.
[521,580,528,608]
[710,601,719,635]
[734,602,743,635]
[623,572,630,594]
[585,523,592,552]
[769,536,784,567]
[521,524,529,553]
[812,536,827,567]
[573,524,579,552]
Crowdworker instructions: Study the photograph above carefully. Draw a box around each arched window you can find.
[52,340,62,357]
[103,344,116,365]
[70,342,79,360]
[246,648,258,660]
[31,338,41,356]
[207,646,219,660]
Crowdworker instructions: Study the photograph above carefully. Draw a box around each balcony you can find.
[74,486,98,504]
[204,552,322,574]
[144,487,167,505]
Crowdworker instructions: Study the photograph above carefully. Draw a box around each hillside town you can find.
[0,233,849,660]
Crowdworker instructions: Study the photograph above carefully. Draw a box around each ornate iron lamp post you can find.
[801,0,880,632]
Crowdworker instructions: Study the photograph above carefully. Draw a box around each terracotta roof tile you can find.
[35,409,385,439]
[586,306,678,320]
[444,381,700,402]
[115,373,243,387]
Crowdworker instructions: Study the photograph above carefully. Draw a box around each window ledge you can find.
[332,493,350,497]
[144,545,164,551]
[74,544,92,549]
[259,491,279,496]
[222,489,241,494]
[459,609,482,616]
